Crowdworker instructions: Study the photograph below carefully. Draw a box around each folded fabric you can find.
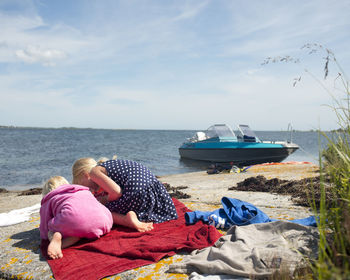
[185,197,317,228]
[42,198,222,280]
[0,203,41,227]
[189,271,248,279]
[169,220,319,278]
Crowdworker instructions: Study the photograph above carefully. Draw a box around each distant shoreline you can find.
[0,125,193,131]
[0,125,323,132]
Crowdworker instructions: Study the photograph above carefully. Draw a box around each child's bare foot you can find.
[126,211,154,232]
[48,232,63,259]
[112,211,154,232]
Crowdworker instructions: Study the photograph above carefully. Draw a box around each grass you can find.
[311,46,350,280]
[307,46,350,279]
[266,44,350,279]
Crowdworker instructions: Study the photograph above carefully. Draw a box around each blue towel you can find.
[185,197,317,229]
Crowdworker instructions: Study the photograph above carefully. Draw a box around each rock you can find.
[232,175,334,207]
[163,183,191,199]
[18,188,43,196]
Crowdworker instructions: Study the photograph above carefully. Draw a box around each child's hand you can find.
[90,166,122,201]
[97,195,108,205]
[91,186,103,196]
[88,182,100,193]
[107,192,120,202]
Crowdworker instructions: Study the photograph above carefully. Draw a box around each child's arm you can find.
[90,166,122,201]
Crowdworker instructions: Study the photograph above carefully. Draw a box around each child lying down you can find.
[39,176,113,259]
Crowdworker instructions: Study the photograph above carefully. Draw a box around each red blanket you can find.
[41,198,222,280]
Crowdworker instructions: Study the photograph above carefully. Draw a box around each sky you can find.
[0,0,349,131]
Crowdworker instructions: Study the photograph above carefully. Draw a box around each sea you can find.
[0,127,330,191]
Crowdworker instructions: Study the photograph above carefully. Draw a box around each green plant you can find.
[265,44,350,279]
[305,45,350,280]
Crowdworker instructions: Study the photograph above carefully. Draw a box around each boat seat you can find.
[196,132,207,141]
[243,135,256,142]
[239,124,258,142]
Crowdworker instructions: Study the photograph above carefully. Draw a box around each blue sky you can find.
[0,0,349,130]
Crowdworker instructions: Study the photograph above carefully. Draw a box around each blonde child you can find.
[72,158,177,232]
[40,176,113,259]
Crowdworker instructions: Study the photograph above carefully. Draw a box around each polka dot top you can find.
[99,159,178,223]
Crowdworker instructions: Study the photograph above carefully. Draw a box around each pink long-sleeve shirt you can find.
[39,184,113,240]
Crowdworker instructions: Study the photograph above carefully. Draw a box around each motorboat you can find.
[178,124,299,166]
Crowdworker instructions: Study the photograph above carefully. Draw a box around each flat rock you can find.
[0,163,319,280]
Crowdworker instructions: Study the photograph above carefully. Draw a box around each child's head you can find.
[97,157,109,164]
[42,176,69,196]
[72,157,97,185]
[96,155,117,164]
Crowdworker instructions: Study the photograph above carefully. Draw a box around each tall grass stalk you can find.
[308,45,350,279]
[265,44,350,278]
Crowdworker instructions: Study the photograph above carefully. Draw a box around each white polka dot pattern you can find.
[99,159,178,223]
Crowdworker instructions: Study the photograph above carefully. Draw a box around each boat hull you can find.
[179,146,298,166]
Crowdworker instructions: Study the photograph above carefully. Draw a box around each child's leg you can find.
[47,232,63,259]
[61,236,81,249]
[112,211,153,232]
[47,232,80,259]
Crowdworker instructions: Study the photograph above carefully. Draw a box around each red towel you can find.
[41,198,222,280]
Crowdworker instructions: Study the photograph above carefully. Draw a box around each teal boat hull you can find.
[178,142,299,165]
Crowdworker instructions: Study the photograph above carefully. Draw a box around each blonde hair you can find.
[72,157,97,184]
[97,157,109,164]
[42,176,69,196]
[97,155,117,164]
[72,155,118,184]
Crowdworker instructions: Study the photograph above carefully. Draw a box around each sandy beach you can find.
[0,162,320,280]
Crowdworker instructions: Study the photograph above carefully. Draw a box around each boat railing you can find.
[287,123,293,143]
[264,140,284,144]
[262,124,295,144]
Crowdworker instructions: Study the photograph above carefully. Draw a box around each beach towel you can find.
[0,203,40,227]
[185,197,317,228]
[41,198,222,280]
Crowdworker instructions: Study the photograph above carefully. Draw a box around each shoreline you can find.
[0,160,319,192]
[1,162,319,214]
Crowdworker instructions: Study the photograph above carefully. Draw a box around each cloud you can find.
[0,6,96,66]
[15,45,67,66]
[0,0,349,130]
[0,12,44,31]
[217,1,350,60]
[172,0,210,21]
[110,98,143,106]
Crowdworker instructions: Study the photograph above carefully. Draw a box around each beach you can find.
[0,162,319,280]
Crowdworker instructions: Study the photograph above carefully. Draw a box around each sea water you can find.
[0,127,329,190]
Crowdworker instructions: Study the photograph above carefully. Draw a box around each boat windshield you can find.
[205,124,236,139]
[238,124,260,142]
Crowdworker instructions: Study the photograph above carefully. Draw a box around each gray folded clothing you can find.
[169,221,319,278]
